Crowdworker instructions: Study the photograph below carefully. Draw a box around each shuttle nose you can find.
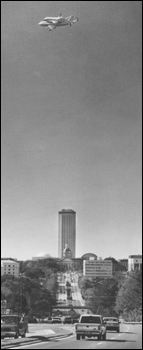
[38,20,48,26]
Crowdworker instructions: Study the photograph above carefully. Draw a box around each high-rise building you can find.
[58,209,76,258]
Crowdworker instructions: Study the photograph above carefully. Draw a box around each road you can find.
[57,271,85,313]
[11,324,142,349]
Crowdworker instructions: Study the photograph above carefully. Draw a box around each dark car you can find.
[103,317,120,332]
[63,316,73,324]
[1,315,26,339]
[72,317,79,324]
[63,316,79,324]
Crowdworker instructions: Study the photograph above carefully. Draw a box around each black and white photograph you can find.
[1,1,142,349]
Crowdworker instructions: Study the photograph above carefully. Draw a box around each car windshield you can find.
[1,316,19,324]
[81,316,101,324]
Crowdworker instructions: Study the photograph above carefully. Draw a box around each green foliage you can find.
[44,272,58,299]
[79,271,142,319]
[104,257,127,272]
[78,273,122,316]
[74,260,83,272]
[1,258,59,317]
[20,258,58,277]
[115,271,142,319]
[85,278,119,315]
[122,307,142,322]
[78,276,92,292]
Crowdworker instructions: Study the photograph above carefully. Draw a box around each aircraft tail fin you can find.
[66,15,74,22]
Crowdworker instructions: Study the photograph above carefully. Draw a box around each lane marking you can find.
[97,342,103,345]
[44,329,55,335]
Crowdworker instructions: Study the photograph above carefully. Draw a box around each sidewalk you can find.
[123,321,142,324]
[1,326,73,348]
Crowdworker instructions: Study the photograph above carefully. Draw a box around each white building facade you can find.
[128,255,142,272]
[1,260,19,278]
[83,259,112,279]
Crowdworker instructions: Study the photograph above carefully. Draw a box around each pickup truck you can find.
[75,314,106,340]
[1,315,26,339]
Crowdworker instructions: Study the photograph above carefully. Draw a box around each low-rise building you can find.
[1,259,19,278]
[128,255,142,272]
[83,258,112,279]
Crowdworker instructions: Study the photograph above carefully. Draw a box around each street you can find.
[11,324,142,349]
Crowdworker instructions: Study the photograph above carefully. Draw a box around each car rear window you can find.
[104,318,118,322]
[80,316,101,324]
[1,316,19,324]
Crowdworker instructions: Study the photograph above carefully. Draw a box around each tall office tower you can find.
[58,209,76,258]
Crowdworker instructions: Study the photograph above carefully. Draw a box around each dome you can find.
[63,244,71,253]
[64,247,71,252]
[36,252,51,258]
[81,253,97,260]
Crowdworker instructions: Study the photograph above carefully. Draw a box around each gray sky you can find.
[1,1,142,261]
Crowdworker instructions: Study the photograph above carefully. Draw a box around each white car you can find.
[51,317,62,324]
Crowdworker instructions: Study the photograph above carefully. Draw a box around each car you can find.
[72,317,80,324]
[103,317,120,332]
[51,317,62,324]
[62,316,73,324]
[75,314,106,340]
[1,315,26,339]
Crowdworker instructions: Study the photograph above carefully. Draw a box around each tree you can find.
[85,278,119,315]
[1,275,57,317]
[78,275,119,315]
[104,257,127,272]
[115,270,142,318]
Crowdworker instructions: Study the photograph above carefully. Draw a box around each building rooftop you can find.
[59,209,76,213]
[1,260,19,266]
[129,255,142,258]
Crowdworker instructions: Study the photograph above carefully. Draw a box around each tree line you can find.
[78,258,142,321]
[1,258,59,321]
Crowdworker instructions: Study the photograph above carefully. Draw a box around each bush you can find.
[123,308,142,322]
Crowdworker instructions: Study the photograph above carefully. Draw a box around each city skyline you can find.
[2,2,142,261]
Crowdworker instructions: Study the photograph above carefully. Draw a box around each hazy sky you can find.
[1,1,142,261]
